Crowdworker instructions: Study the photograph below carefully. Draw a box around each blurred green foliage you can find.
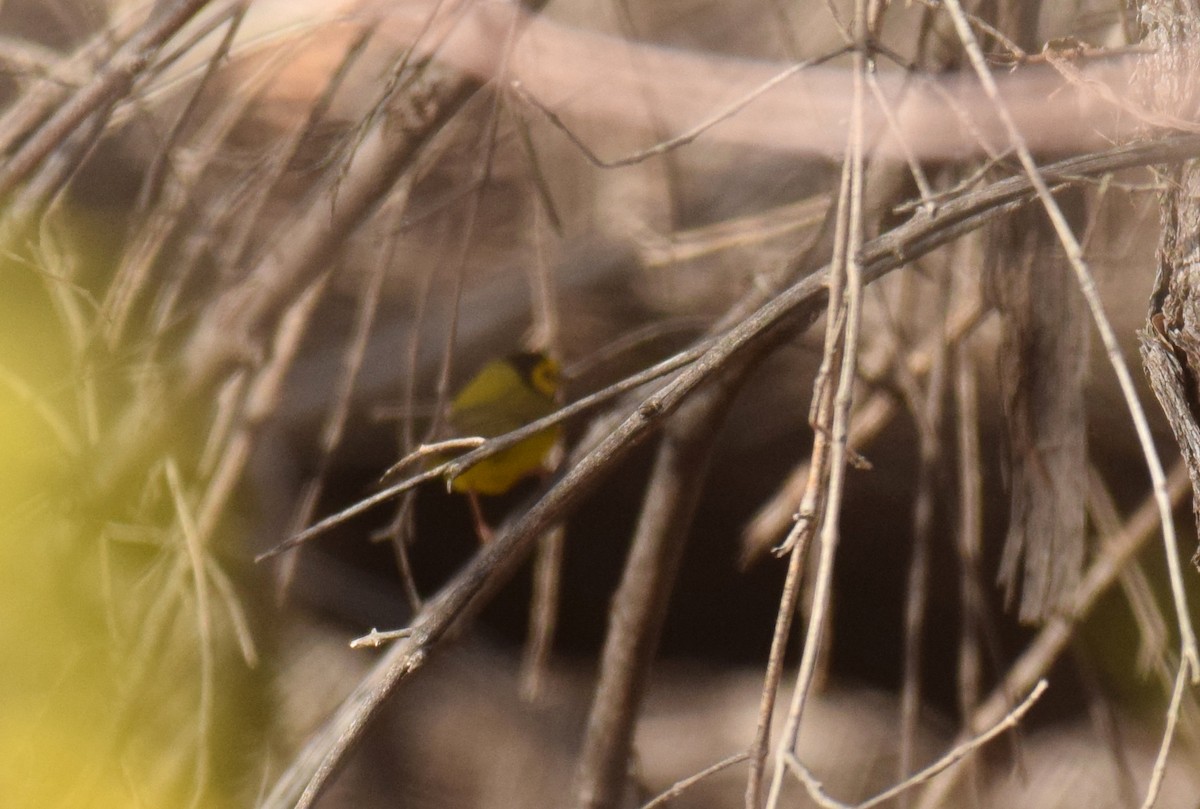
[0,225,268,808]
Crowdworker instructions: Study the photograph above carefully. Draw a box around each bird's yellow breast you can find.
[446,353,561,495]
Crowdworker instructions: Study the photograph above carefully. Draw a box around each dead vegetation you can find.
[5,1,1200,808]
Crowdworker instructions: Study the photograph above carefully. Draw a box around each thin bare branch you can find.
[939,0,1199,676]
[766,16,869,807]
[643,753,750,809]
[0,0,222,201]
[899,271,950,797]
[261,134,1200,809]
[952,340,984,797]
[510,46,852,169]
[745,506,812,809]
[790,680,1048,809]
[915,463,1192,809]
[520,524,564,701]
[1140,662,1191,809]
[572,363,752,809]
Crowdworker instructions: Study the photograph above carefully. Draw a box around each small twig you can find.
[742,302,984,562]
[520,524,564,701]
[765,20,869,806]
[642,753,750,809]
[910,0,1027,63]
[0,0,220,200]
[866,68,936,213]
[256,465,445,561]
[914,463,1192,809]
[744,452,821,809]
[898,270,951,798]
[1140,662,1190,809]
[563,318,710,382]
[349,628,413,649]
[381,438,486,481]
[890,152,1012,217]
[510,46,852,169]
[789,680,1048,809]
[637,196,831,271]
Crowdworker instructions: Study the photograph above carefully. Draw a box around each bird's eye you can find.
[530,360,560,398]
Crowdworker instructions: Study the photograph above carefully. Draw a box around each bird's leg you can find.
[467,492,495,544]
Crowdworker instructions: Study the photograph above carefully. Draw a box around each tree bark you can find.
[1139,1,1200,566]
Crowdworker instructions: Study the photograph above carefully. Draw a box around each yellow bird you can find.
[447,352,562,538]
